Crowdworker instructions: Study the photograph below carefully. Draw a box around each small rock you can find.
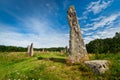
[84,60,110,74]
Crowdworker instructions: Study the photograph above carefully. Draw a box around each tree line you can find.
[0,32,120,53]
[86,32,120,54]
[0,45,27,52]
[0,45,65,52]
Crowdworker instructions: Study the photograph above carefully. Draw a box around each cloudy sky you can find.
[0,0,120,48]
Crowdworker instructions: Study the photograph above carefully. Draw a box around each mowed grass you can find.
[0,52,120,80]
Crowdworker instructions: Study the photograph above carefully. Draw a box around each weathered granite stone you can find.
[30,43,34,56]
[27,45,30,55]
[67,6,89,64]
[64,46,68,53]
[27,43,34,56]
[84,60,110,74]
[42,48,45,52]
[61,46,69,54]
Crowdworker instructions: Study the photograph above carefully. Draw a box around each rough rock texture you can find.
[67,6,89,64]
[64,46,68,53]
[84,60,110,74]
[27,45,30,55]
[27,43,34,56]
[30,43,34,56]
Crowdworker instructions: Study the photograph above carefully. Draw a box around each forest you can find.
[0,45,64,52]
[86,32,120,53]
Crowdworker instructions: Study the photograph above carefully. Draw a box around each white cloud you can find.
[0,4,69,48]
[85,0,113,14]
[84,32,94,36]
[83,12,120,44]
[84,23,120,44]
[91,16,105,21]
[93,14,120,30]
[78,0,113,21]
[0,23,17,32]
[83,12,120,31]
[0,17,69,48]
[96,27,120,39]
[78,16,87,21]
[0,29,69,48]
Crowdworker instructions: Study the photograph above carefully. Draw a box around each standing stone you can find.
[30,43,34,56]
[64,46,68,53]
[60,50,64,54]
[27,43,34,56]
[67,6,89,64]
[42,48,44,52]
[27,45,30,55]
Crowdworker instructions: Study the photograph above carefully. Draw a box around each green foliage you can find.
[114,32,120,38]
[79,63,91,72]
[86,32,120,54]
[0,45,27,52]
[89,53,120,60]
[0,45,65,52]
[109,60,120,80]
[89,53,120,80]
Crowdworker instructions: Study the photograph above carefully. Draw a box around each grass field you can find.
[0,52,120,80]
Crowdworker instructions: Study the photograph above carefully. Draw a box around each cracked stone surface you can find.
[84,60,110,74]
[67,6,89,64]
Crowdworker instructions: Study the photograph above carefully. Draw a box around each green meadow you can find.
[0,52,120,80]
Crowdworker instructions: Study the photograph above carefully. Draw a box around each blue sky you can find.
[0,0,120,48]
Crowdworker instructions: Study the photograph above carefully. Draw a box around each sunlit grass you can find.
[0,52,120,80]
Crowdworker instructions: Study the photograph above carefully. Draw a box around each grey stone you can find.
[27,43,34,56]
[61,46,69,54]
[42,48,45,52]
[67,6,89,64]
[64,46,68,53]
[27,45,30,55]
[30,43,34,56]
[84,60,110,74]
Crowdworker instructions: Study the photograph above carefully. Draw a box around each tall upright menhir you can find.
[67,6,89,64]
[27,43,34,56]
[30,43,34,56]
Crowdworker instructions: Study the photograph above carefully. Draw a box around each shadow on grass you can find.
[37,56,66,64]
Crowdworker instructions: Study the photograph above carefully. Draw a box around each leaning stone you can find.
[67,6,89,64]
[84,60,110,74]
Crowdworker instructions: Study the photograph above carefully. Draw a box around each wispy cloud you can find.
[0,1,69,48]
[93,13,120,29]
[0,0,119,48]
[84,0,113,15]
[78,0,113,21]
[0,15,69,48]
[82,11,120,44]
[0,24,69,48]
[84,25,120,44]
[91,16,105,21]
[83,12,120,31]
